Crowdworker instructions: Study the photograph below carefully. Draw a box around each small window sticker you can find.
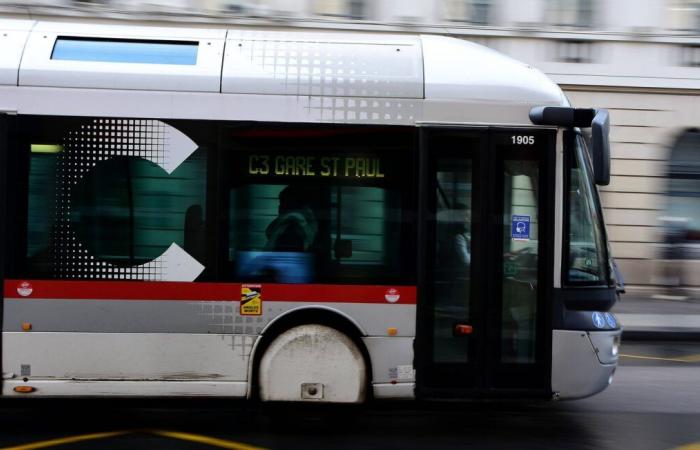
[240,284,262,316]
[511,215,530,241]
[592,312,605,329]
[604,313,617,328]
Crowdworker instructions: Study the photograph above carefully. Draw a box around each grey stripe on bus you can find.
[2,299,416,335]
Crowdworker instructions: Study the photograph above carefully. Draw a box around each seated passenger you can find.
[265,185,318,252]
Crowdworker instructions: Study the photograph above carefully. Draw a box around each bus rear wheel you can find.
[258,324,367,403]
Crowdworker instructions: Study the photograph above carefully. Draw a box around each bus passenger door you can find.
[0,114,7,388]
[416,128,554,397]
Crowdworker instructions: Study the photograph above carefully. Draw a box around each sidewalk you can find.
[613,290,700,340]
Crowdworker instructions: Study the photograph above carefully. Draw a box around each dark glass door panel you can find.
[501,159,539,364]
[417,128,553,395]
[432,157,474,364]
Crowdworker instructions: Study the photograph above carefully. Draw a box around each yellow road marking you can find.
[1,428,267,450]
[677,354,700,363]
[620,353,700,363]
[1,431,130,450]
[674,443,700,450]
[149,430,267,450]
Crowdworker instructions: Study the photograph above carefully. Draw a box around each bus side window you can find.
[22,118,210,281]
[184,204,206,264]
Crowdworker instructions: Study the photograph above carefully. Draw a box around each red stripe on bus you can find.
[4,280,416,304]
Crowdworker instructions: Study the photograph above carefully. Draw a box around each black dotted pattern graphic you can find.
[52,119,168,280]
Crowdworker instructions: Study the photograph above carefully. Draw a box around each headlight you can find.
[611,335,620,357]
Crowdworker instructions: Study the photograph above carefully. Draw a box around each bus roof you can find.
[0,18,567,126]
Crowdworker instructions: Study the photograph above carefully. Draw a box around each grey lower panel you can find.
[3,299,258,334]
[372,383,415,399]
[3,299,415,336]
[363,336,414,384]
[551,329,619,400]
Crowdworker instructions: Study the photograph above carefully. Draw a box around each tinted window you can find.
[664,130,700,259]
[52,37,198,65]
[225,125,415,284]
[23,118,208,280]
[566,134,608,284]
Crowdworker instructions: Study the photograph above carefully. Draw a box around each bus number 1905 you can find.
[511,135,535,145]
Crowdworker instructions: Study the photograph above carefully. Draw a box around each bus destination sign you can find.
[248,155,385,179]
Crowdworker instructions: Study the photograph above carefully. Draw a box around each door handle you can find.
[454,324,473,336]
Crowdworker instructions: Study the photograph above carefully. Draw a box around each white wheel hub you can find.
[259,324,367,403]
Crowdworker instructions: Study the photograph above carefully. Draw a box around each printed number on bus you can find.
[511,135,535,145]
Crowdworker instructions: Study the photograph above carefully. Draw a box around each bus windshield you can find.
[566,133,609,285]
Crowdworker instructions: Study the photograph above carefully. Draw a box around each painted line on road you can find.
[149,430,267,450]
[677,354,700,363]
[620,353,700,363]
[651,294,688,301]
[1,430,130,450]
[674,442,700,450]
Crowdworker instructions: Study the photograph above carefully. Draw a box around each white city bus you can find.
[0,18,621,401]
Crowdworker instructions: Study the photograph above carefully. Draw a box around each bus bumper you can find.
[551,329,621,400]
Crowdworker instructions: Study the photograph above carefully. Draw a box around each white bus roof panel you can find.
[222,30,423,98]
[421,35,565,106]
[0,20,33,86]
[31,21,226,40]
[19,22,225,92]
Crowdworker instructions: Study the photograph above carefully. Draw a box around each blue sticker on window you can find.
[605,313,617,328]
[511,215,530,241]
[592,312,605,329]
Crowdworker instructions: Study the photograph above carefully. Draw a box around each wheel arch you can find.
[246,305,373,400]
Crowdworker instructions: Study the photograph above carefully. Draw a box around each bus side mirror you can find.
[591,109,611,186]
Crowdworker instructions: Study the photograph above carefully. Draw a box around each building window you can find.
[679,45,700,67]
[442,0,492,25]
[546,0,594,28]
[553,40,595,63]
[668,0,700,31]
[312,0,365,20]
[662,129,700,261]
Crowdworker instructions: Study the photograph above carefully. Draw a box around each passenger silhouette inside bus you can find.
[265,185,318,252]
[448,203,471,268]
[234,184,318,283]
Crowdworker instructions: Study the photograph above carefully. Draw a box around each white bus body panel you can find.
[0,20,33,87]
[222,31,423,99]
[2,332,255,397]
[422,34,564,105]
[3,380,246,398]
[19,22,225,93]
[363,336,415,399]
[421,34,566,125]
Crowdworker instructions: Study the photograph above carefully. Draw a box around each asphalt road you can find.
[0,341,699,450]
